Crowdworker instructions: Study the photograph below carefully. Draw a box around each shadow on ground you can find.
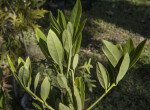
[81,0,150,49]
[87,0,150,38]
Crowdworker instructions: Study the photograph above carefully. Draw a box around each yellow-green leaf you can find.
[102,40,122,67]
[129,39,147,69]
[62,29,72,53]
[74,84,82,110]
[34,72,40,92]
[47,30,64,66]
[59,103,71,110]
[7,55,16,73]
[116,53,130,84]
[73,54,79,70]
[69,0,82,27]
[40,77,50,101]
[96,62,109,91]
[123,38,135,55]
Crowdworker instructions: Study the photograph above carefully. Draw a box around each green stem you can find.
[28,90,55,110]
[67,50,72,78]
[87,83,116,110]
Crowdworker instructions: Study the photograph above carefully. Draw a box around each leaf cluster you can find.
[0,0,47,35]
[7,0,147,109]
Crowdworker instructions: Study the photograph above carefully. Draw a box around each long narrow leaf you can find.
[57,10,67,30]
[73,19,86,43]
[96,62,110,91]
[7,55,16,73]
[72,34,82,56]
[74,84,82,110]
[35,28,51,61]
[116,53,130,84]
[102,40,122,67]
[129,39,147,69]
[62,29,72,53]
[40,77,50,101]
[47,30,64,66]
[123,38,135,55]
[69,0,82,27]
[49,12,62,33]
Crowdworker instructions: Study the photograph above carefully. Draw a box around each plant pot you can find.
[21,93,42,110]
[48,0,65,17]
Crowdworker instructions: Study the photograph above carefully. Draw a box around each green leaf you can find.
[123,38,135,55]
[18,57,25,67]
[35,28,47,42]
[75,77,85,109]
[35,28,51,61]
[7,55,16,73]
[116,44,123,53]
[34,72,40,92]
[116,53,130,84]
[73,19,86,43]
[47,30,64,66]
[57,10,67,30]
[25,57,32,87]
[19,66,30,87]
[59,103,71,110]
[73,84,82,110]
[49,12,62,33]
[32,103,42,110]
[129,39,147,69]
[67,22,74,37]
[69,0,82,27]
[62,29,72,53]
[24,57,31,69]
[73,54,79,70]
[40,77,50,101]
[72,34,82,56]
[57,74,73,103]
[96,62,109,91]
[57,73,68,89]
[102,40,122,67]
[0,89,5,109]
[50,23,61,38]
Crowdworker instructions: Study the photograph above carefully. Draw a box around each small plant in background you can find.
[0,0,48,55]
[7,0,147,110]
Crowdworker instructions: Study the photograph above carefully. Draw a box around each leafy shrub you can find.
[7,0,147,109]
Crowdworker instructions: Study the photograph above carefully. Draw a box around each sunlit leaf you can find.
[47,30,64,66]
[40,77,50,101]
[96,62,109,91]
[62,29,72,53]
[7,55,16,73]
[116,53,130,84]
[102,40,122,67]
[129,39,147,69]
[73,54,79,70]
[57,10,67,29]
[70,0,82,27]
[59,103,71,110]
[32,103,42,110]
[123,38,135,55]
[34,72,40,92]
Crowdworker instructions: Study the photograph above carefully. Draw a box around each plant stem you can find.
[87,83,116,110]
[28,90,55,110]
[21,30,29,56]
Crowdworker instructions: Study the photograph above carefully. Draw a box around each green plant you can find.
[7,0,147,109]
[0,0,47,55]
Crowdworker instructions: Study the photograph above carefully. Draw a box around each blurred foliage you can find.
[0,0,48,36]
